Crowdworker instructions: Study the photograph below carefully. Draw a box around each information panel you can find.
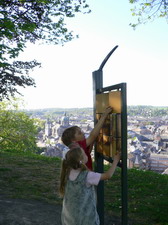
[96,91,121,157]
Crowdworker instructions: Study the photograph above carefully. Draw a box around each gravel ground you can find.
[0,196,123,225]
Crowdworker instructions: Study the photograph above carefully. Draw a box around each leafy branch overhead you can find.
[129,0,168,28]
[0,0,90,100]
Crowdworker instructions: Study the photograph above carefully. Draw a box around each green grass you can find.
[0,149,62,204]
[104,165,168,225]
[0,149,168,225]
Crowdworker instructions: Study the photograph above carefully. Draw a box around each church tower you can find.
[45,118,52,137]
[61,113,69,127]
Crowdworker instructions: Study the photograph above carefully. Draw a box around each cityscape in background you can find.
[26,107,168,175]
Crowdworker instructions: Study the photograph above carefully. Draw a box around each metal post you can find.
[121,83,128,225]
[92,46,128,225]
[92,69,104,225]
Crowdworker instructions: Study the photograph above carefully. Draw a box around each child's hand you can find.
[103,106,112,115]
[114,151,121,162]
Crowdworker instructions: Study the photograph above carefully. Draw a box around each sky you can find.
[18,0,168,110]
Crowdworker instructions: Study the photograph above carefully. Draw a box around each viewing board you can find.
[95,90,122,158]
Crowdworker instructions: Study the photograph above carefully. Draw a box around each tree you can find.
[129,0,168,28]
[0,0,90,100]
[0,99,39,152]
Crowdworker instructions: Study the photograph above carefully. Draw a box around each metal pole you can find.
[121,83,128,225]
[92,69,104,225]
[92,46,128,225]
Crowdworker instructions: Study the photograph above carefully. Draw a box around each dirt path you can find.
[0,195,123,225]
[0,197,61,225]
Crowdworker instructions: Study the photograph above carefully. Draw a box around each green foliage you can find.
[25,105,168,118]
[129,0,168,28]
[0,0,90,100]
[0,99,38,152]
[127,105,168,117]
[25,107,93,119]
[34,118,45,132]
[0,60,41,100]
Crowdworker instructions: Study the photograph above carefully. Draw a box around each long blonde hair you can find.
[59,144,87,197]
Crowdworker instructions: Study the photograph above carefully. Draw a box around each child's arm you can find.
[100,152,120,181]
[86,106,112,147]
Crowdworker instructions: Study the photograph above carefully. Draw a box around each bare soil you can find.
[0,195,123,225]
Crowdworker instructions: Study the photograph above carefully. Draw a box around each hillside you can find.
[24,105,168,118]
[0,150,168,225]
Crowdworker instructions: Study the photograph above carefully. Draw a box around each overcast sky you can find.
[18,0,168,109]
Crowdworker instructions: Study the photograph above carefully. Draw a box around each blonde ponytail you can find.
[59,146,88,196]
[59,159,70,197]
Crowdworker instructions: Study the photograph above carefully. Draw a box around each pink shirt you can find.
[69,169,101,186]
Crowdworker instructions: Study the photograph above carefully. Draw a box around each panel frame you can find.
[93,80,128,225]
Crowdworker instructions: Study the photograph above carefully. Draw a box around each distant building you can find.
[44,113,72,139]
[162,168,168,175]
[42,113,73,158]
[56,113,72,137]
[45,118,52,136]
[148,154,168,173]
